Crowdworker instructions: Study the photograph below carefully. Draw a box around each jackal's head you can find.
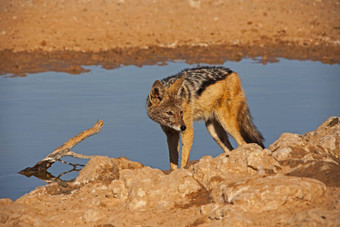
[146,77,186,132]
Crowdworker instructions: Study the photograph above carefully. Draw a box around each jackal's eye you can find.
[166,111,173,116]
[180,110,183,116]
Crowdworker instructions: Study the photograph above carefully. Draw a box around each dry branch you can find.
[19,120,104,175]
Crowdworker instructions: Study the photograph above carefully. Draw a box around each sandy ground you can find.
[0,0,340,75]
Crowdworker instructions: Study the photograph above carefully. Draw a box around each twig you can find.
[19,120,104,175]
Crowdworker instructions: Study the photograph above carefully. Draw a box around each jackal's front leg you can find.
[161,126,180,170]
[180,124,193,168]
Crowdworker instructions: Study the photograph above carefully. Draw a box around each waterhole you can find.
[0,58,339,200]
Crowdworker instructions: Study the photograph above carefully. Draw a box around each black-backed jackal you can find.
[146,66,264,170]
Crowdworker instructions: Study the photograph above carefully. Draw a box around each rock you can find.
[211,175,326,211]
[111,156,145,171]
[269,133,308,161]
[109,180,128,200]
[304,116,340,159]
[269,116,340,186]
[287,161,340,187]
[289,208,340,226]
[246,145,280,173]
[0,199,14,224]
[270,116,340,163]
[0,198,13,206]
[82,209,106,223]
[200,203,219,215]
[76,156,144,184]
[119,167,202,210]
[191,143,280,190]
[208,206,253,226]
[75,156,119,184]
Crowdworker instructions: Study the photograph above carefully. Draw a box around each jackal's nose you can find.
[180,126,186,131]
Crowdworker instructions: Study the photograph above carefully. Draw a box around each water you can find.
[0,58,339,200]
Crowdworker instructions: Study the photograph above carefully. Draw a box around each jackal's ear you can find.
[168,76,185,96]
[148,80,164,105]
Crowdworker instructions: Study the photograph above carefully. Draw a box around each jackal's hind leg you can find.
[214,109,246,147]
[205,118,233,152]
[161,126,180,170]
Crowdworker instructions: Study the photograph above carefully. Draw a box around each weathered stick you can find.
[19,120,104,175]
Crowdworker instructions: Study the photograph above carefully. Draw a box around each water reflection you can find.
[19,160,82,184]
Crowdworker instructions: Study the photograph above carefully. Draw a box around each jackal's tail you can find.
[237,102,265,148]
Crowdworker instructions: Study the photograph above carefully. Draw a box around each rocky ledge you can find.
[1,117,339,226]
